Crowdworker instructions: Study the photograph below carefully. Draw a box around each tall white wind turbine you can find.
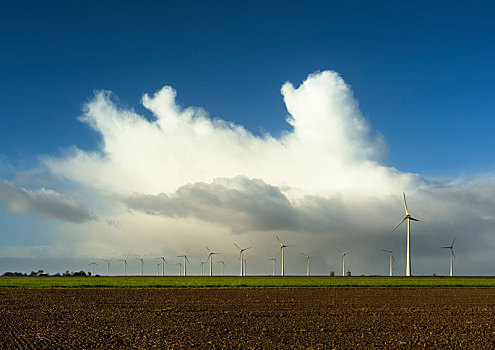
[301,253,311,276]
[118,258,128,276]
[338,250,350,276]
[380,247,395,277]
[276,236,294,276]
[441,237,456,277]
[234,243,251,276]
[391,193,428,276]
[206,246,219,276]
[176,250,190,276]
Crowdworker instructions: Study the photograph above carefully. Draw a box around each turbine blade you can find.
[245,247,252,251]
[206,246,211,252]
[234,243,241,250]
[452,250,456,259]
[391,217,407,233]
[403,192,409,215]
[441,246,450,249]
[410,217,428,225]
[452,237,456,247]
[276,236,282,244]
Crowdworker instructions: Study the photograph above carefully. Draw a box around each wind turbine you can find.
[243,256,249,276]
[217,258,226,276]
[176,250,189,276]
[100,258,112,276]
[134,257,145,276]
[156,252,167,276]
[441,237,456,277]
[156,263,161,276]
[301,253,311,276]
[118,258,128,276]
[175,262,183,276]
[391,193,428,276]
[88,261,97,276]
[267,256,278,276]
[200,260,207,276]
[234,243,251,276]
[276,236,294,276]
[380,247,395,277]
[338,250,350,276]
[206,246,219,276]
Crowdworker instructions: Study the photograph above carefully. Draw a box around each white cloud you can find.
[0,180,94,223]
[2,70,494,275]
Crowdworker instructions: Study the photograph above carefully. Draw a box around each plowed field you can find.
[0,288,494,349]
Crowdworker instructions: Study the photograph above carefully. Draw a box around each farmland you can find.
[1,287,494,348]
[1,275,495,288]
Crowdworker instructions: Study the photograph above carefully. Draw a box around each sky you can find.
[0,1,494,276]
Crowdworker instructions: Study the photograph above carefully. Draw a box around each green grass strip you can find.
[1,276,495,288]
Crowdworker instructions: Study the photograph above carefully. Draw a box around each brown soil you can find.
[0,288,494,349]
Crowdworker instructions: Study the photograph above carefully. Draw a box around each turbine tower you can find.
[380,248,395,277]
[176,250,189,276]
[175,262,183,276]
[441,237,456,277]
[118,258,128,276]
[100,258,112,276]
[338,250,350,276]
[234,243,251,276]
[156,252,167,276]
[88,261,97,276]
[206,246,219,276]
[156,263,161,276]
[277,236,294,276]
[267,257,277,276]
[217,259,226,276]
[301,253,311,276]
[391,193,428,276]
[200,261,206,276]
[134,257,145,276]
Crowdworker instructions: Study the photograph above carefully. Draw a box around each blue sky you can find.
[1,1,494,275]
[2,1,494,176]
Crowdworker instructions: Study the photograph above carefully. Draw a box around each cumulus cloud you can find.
[0,180,94,223]
[2,70,494,275]
[43,71,422,196]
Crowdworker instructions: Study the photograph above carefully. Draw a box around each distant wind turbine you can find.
[441,237,456,277]
[206,246,219,276]
[100,258,112,276]
[156,263,161,276]
[234,243,251,276]
[88,260,97,276]
[301,253,311,276]
[338,250,350,276]
[156,252,167,276]
[200,260,207,276]
[134,257,145,276]
[217,258,226,276]
[380,247,395,277]
[243,256,249,276]
[267,256,278,276]
[175,262,183,276]
[277,236,294,276]
[391,193,428,276]
[118,258,128,276]
[176,250,189,276]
